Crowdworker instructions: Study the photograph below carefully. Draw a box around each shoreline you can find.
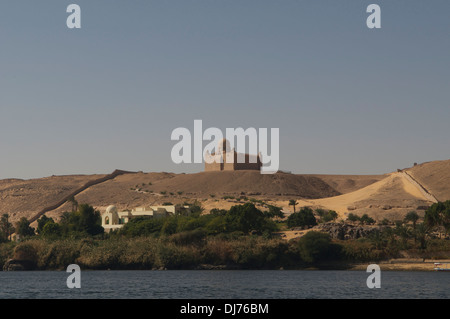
[1,262,446,272]
[348,259,450,272]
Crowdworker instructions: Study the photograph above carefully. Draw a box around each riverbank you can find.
[348,259,450,271]
[2,233,450,272]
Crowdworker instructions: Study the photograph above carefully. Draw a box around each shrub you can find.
[287,207,317,228]
[41,221,63,239]
[170,229,206,246]
[225,203,277,234]
[360,214,376,225]
[155,242,199,269]
[316,209,338,223]
[347,213,360,222]
[339,239,386,262]
[0,241,16,267]
[296,231,340,264]
[120,217,165,237]
[228,237,289,269]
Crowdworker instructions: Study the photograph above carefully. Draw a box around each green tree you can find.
[297,231,340,264]
[360,214,375,225]
[225,203,277,234]
[0,214,14,241]
[120,216,165,237]
[67,195,78,212]
[0,213,14,241]
[15,217,35,238]
[289,200,298,213]
[161,216,179,236]
[264,205,284,219]
[188,201,204,217]
[36,215,55,235]
[78,204,104,236]
[316,209,338,223]
[347,213,360,222]
[205,215,227,234]
[413,223,428,249]
[287,207,317,228]
[59,204,103,237]
[394,224,411,249]
[404,211,420,230]
[424,201,450,237]
[41,221,62,238]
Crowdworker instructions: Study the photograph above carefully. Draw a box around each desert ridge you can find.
[0,159,448,227]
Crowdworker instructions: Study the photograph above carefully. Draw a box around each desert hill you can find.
[0,159,449,226]
[44,171,344,221]
[0,174,106,222]
[282,160,450,222]
[405,159,450,202]
[293,172,433,221]
[305,174,386,194]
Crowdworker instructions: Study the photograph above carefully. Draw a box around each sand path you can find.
[283,172,436,218]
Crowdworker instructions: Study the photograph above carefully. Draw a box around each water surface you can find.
[0,270,448,299]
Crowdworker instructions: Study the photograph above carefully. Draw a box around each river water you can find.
[0,270,448,299]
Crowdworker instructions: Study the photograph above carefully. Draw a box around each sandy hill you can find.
[276,161,450,222]
[1,159,449,225]
[0,174,106,222]
[289,172,434,221]
[405,159,450,202]
[306,174,386,194]
[45,171,342,221]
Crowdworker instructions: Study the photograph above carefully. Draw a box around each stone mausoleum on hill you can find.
[204,138,262,172]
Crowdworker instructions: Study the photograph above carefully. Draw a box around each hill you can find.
[405,159,450,202]
[0,174,106,222]
[1,159,449,225]
[296,172,433,221]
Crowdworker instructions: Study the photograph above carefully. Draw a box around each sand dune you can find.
[292,172,434,221]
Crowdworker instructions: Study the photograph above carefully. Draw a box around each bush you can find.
[169,229,206,246]
[287,207,317,228]
[15,217,35,238]
[37,239,81,269]
[225,203,277,234]
[0,241,16,267]
[316,209,338,223]
[360,214,376,225]
[296,231,340,264]
[120,217,166,237]
[339,239,387,262]
[155,242,199,269]
[41,221,63,239]
[227,237,289,269]
[347,213,360,222]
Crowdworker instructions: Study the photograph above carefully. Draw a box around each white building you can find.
[101,204,189,232]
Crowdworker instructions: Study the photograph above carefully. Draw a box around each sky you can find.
[0,0,449,179]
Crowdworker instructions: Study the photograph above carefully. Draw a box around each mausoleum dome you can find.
[217,138,231,153]
[105,205,118,215]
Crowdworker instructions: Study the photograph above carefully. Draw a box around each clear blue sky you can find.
[0,0,449,179]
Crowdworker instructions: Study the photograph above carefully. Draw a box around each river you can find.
[0,270,448,299]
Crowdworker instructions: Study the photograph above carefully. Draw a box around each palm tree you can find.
[67,196,78,212]
[414,223,428,249]
[404,211,419,229]
[0,213,13,241]
[289,200,298,213]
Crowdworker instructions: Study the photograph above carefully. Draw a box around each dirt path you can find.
[400,171,438,203]
[28,169,137,223]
